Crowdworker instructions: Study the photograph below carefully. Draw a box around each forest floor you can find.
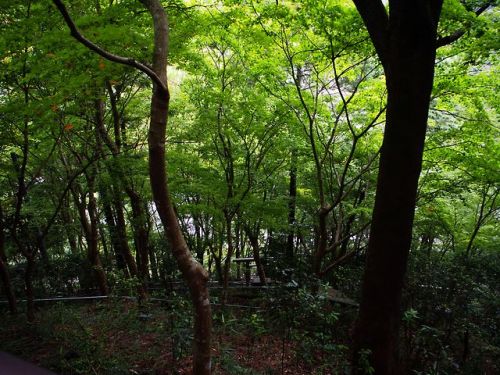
[0,295,352,374]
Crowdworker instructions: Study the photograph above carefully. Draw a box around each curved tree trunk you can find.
[139,1,212,373]
[53,0,212,371]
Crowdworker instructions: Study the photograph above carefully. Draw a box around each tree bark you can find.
[148,244,159,283]
[128,189,150,285]
[53,0,212,371]
[352,1,443,373]
[222,213,234,296]
[87,174,109,296]
[139,1,212,373]
[312,208,329,277]
[286,149,297,263]
[112,192,140,279]
[100,186,129,275]
[73,181,108,296]
[60,197,79,255]
[95,97,140,281]
[96,95,149,294]
[245,227,267,285]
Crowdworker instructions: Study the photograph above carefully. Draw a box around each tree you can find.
[351,0,495,373]
[51,0,212,373]
[245,1,384,279]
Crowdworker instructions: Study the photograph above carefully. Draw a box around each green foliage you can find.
[0,0,498,373]
[356,349,375,375]
[404,251,500,374]
[107,270,142,297]
[266,286,346,369]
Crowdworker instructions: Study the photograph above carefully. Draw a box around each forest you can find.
[0,0,498,374]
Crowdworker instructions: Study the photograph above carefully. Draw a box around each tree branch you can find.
[352,0,389,69]
[436,2,494,48]
[51,0,168,94]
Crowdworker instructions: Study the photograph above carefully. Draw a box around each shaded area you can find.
[0,351,56,375]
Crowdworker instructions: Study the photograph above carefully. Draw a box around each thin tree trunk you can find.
[312,209,329,276]
[98,222,110,264]
[95,97,140,281]
[112,193,139,277]
[73,183,108,296]
[100,186,128,275]
[245,227,267,285]
[0,255,16,314]
[87,174,109,296]
[235,220,241,280]
[148,243,159,283]
[128,189,150,287]
[61,197,78,255]
[96,93,149,293]
[286,149,297,264]
[222,213,234,295]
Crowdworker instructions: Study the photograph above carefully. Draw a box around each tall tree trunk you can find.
[193,214,205,264]
[73,182,108,296]
[100,187,128,275]
[53,0,212,371]
[87,174,109,296]
[95,97,140,282]
[235,220,241,279]
[148,243,159,283]
[112,192,139,279]
[0,205,17,314]
[128,189,150,288]
[339,188,365,257]
[286,149,297,264]
[140,1,212,372]
[96,93,149,294]
[312,208,329,277]
[98,221,110,264]
[61,197,79,255]
[148,81,212,373]
[222,212,234,295]
[352,1,443,373]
